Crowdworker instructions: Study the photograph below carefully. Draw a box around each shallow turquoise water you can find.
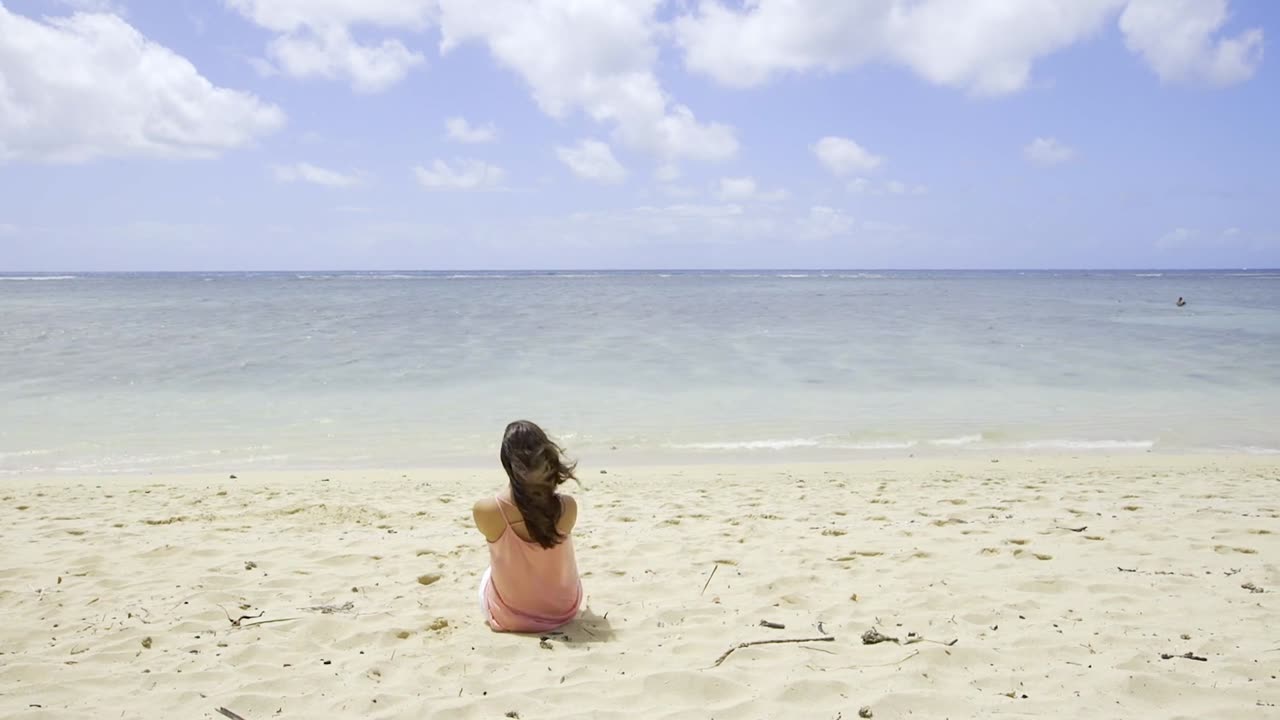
[2,270,1278,474]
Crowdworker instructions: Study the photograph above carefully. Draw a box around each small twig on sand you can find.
[1117,567,1137,573]
[700,565,718,596]
[713,636,835,667]
[1056,525,1088,532]
[238,617,300,629]
[216,708,248,720]
[839,650,921,669]
[220,606,265,627]
[800,645,837,655]
[759,620,786,630]
[301,600,355,614]
[1160,651,1208,662]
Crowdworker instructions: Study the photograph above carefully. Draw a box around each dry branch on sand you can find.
[713,636,836,667]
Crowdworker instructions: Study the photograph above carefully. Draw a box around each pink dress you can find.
[479,495,583,633]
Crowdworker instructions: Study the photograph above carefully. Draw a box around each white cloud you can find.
[272,162,365,187]
[557,139,627,184]
[812,136,883,176]
[413,158,505,190]
[445,116,498,143]
[849,178,928,196]
[0,5,284,163]
[437,0,737,164]
[675,1,1261,95]
[1024,137,1076,167]
[1120,0,1263,86]
[1223,227,1241,237]
[1157,227,1197,250]
[799,205,855,240]
[225,0,433,93]
[655,164,682,183]
[718,176,757,200]
[55,0,124,12]
[718,176,787,202]
[0,223,17,235]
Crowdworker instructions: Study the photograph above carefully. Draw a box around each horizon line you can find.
[3,267,1277,274]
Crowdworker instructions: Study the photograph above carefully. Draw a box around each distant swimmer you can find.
[1176,297,1187,307]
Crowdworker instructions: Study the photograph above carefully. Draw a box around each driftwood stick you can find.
[1056,525,1088,532]
[238,617,301,629]
[700,565,718,596]
[841,650,921,669]
[220,605,265,627]
[713,636,835,667]
[216,708,248,720]
[759,620,786,630]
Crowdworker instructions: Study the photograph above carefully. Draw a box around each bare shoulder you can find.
[472,496,504,541]
[473,495,499,516]
[557,493,579,533]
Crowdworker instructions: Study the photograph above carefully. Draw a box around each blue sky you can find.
[0,0,1275,270]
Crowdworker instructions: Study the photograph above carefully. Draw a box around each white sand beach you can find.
[1,455,1277,719]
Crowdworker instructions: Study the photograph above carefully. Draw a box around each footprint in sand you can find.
[1007,539,1030,546]
[1214,545,1257,555]
[979,547,1001,555]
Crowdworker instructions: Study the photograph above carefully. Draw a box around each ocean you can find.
[2,270,1278,475]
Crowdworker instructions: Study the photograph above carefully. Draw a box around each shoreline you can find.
[5,450,1278,484]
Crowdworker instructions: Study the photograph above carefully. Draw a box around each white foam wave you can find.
[1220,445,1280,455]
[669,438,821,451]
[0,449,52,460]
[830,440,919,450]
[929,434,984,447]
[1133,273,1164,278]
[1006,439,1155,451]
[0,275,77,281]
[776,274,810,278]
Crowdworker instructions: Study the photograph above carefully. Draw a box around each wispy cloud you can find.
[272,162,366,188]
[413,159,506,190]
[445,116,498,143]
[1024,137,1075,167]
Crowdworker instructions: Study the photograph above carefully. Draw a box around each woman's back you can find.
[472,420,583,633]
[477,493,581,632]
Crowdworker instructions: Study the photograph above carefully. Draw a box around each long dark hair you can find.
[500,420,577,549]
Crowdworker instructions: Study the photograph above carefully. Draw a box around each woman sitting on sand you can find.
[472,420,583,632]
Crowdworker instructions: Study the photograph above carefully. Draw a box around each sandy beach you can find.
[1,455,1277,719]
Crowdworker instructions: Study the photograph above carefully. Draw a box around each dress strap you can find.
[494,494,512,526]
